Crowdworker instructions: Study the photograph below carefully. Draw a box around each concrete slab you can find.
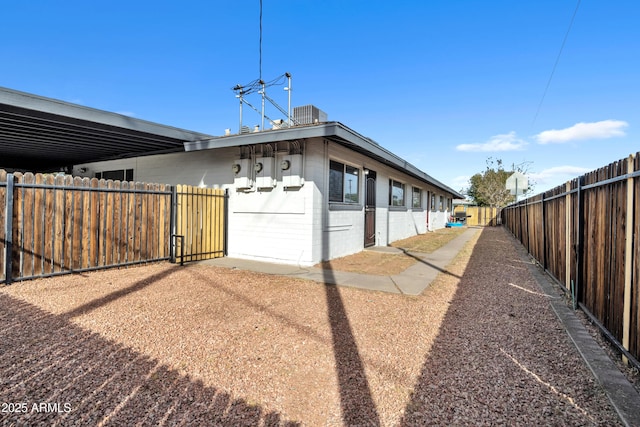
[201,227,480,296]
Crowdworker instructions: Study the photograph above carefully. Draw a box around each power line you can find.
[531,0,582,127]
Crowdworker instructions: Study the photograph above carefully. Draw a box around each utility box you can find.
[233,158,253,190]
[255,157,276,190]
[281,154,304,188]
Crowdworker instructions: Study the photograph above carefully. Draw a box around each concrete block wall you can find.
[229,185,315,265]
[74,138,456,266]
[73,149,236,188]
[313,140,451,261]
[429,210,449,230]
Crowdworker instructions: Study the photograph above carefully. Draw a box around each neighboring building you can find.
[73,121,462,266]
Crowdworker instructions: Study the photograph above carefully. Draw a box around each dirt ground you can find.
[0,227,625,426]
[316,227,467,276]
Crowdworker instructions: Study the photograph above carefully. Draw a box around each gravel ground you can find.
[0,227,624,426]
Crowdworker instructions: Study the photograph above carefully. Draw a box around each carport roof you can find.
[0,86,214,172]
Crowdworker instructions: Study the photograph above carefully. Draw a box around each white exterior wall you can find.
[387,209,428,243]
[73,138,455,266]
[428,210,449,230]
[312,140,449,261]
[72,149,236,186]
[229,183,314,265]
[74,148,317,266]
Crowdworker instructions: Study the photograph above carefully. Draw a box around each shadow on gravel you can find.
[322,201,380,426]
[398,248,462,280]
[62,265,182,320]
[399,227,622,426]
[0,293,299,426]
[324,280,380,426]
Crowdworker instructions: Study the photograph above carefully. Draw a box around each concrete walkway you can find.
[201,227,480,296]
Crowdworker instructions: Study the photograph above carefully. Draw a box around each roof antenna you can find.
[259,0,263,81]
[284,72,292,126]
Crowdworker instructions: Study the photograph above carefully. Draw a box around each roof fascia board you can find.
[0,86,212,142]
[184,124,333,150]
[185,122,462,198]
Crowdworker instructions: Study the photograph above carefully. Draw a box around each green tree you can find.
[467,158,524,207]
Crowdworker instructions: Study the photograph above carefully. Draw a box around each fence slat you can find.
[72,176,83,270]
[503,153,640,365]
[12,173,24,279]
[22,173,35,278]
[0,169,175,283]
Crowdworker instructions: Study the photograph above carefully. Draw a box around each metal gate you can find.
[0,170,228,284]
[173,185,228,264]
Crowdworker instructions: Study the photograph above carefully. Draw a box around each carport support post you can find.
[4,174,14,284]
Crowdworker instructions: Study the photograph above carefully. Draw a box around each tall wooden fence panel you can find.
[0,170,172,284]
[174,185,227,263]
[502,153,640,365]
[453,206,500,226]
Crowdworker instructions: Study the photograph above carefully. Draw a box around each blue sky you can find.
[2,1,638,194]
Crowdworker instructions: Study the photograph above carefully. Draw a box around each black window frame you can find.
[389,179,405,207]
[95,168,134,181]
[329,160,360,204]
[412,187,422,209]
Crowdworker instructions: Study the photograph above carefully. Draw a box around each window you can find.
[95,168,134,181]
[329,160,359,203]
[439,195,444,211]
[412,187,422,208]
[389,179,405,206]
[431,193,436,212]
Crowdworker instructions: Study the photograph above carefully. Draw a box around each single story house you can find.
[0,86,461,266]
[73,120,462,266]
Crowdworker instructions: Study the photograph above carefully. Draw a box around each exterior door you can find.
[364,170,376,247]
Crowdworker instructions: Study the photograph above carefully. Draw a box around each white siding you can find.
[229,185,315,265]
[429,210,449,230]
[386,209,428,243]
[74,149,236,187]
[74,137,454,266]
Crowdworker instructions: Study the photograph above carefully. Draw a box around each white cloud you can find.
[456,131,527,152]
[529,165,592,190]
[535,120,628,144]
[451,175,471,190]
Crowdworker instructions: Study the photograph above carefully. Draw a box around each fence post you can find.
[4,174,14,284]
[525,197,530,254]
[541,193,546,270]
[223,188,229,256]
[575,176,583,305]
[565,181,571,290]
[623,154,635,364]
[169,185,177,263]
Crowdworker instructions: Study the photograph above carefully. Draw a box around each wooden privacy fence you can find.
[502,153,640,366]
[174,185,227,263]
[453,205,501,226]
[1,170,228,285]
